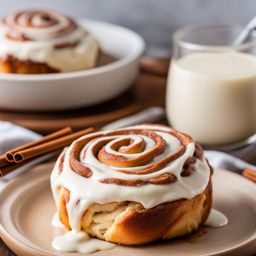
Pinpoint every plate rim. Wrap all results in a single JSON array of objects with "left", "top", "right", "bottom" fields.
[{"left": 0, "top": 163, "right": 256, "bottom": 256}]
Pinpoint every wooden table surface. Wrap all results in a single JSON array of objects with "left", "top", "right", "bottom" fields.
[{"left": 0, "top": 239, "right": 16, "bottom": 256}]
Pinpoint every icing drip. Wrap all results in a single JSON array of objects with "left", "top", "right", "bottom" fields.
[
  {"left": 51, "top": 213, "right": 64, "bottom": 228},
  {"left": 205, "top": 208, "right": 228, "bottom": 228},
  {"left": 51, "top": 212, "right": 116, "bottom": 253},
  {"left": 51, "top": 124, "right": 211, "bottom": 231}
]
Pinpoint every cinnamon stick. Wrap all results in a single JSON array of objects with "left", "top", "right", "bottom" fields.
[
  {"left": 243, "top": 168, "right": 256, "bottom": 183},
  {"left": 0, "top": 160, "right": 32, "bottom": 177},
  {"left": 5, "top": 126, "right": 73, "bottom": 162},
  {"left": 13, "top": 127, "right": 94, "bottom": 163},
  {"left": 0, "top": 155, "right": 9, "bottom": 168},
  {"left": 0, "top": 150, "right": 61, "bottom": 177}
]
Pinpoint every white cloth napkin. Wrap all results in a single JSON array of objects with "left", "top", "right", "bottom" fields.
[
  {"left": 0, "top": 118, "right": 255, "bottom": 189},
  {"left": 205, "top": 150, "right": 256, "bottom": 174}
]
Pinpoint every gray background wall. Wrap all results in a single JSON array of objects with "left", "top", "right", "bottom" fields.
[{"left": 1, "top": 0, "right": 255, "bottom": 56}]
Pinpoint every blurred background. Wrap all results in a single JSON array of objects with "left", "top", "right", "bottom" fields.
[{"left": 1, "top": 0, "right": 255, "bottom": 56}]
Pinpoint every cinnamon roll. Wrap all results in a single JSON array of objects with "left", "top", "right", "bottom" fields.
[
  {"left": 51, "top": 124, "right": 213, "bottom": 245},
  {"left": 0, "top": 10, "right": 99, "bottom": 74}
]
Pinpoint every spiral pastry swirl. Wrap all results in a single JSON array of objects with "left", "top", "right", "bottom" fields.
[
  {"left": 2, "top": 10, "right": 77, "bottom": 42},
  {"left": 58, "top": 124, "right": 208, "bottom": 186}
]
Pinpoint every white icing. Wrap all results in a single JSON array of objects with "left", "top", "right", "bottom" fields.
[
  {"left": 51, "top": 124, "right": 211, "bottom": 232},
  {"left": 51, "top": 213, "right": 64, "bottom": 228},
  {"left": 52, "top": 230, "right": 115, "bottom": 253},
  {"left": 0, "top": 13, "right": 99, "bottom": 72},
  {"left": 205, "top": 208, "right": 228, "bottom": 228}
]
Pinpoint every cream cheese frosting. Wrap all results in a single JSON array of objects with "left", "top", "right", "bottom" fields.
[
  {"left": 51, "top": 124, "right": 211, "bottom": 231},
  {"left": 0, "top": 10, "right": 99, "bottom": 72}
]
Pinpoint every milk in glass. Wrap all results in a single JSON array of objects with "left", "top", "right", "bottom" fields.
[{"left": 167, "top": 52, "right": 256, "bottom": 145}]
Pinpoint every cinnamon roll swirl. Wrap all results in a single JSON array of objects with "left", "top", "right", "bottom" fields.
[
  {"left": 51, "top": 124, "right": 213, "bottom": 245},
  {"left": 0, "top": 10, "right": 99, "bottom": 73}
]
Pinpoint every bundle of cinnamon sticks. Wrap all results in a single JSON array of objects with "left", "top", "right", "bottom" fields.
[
  {"left": 0, "top": 126, "right": 94, "bottom": 177},
  {"left": 242, "top": 168, "right": 256, "bottom": 183}
]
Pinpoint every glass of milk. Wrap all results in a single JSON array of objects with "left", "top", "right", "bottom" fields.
[{"left": 167, "top": 25, "right": 256, "bottom": 145}]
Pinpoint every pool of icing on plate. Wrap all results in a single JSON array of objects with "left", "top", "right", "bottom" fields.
[
  {"left": 204, "top": 208, "right": 228, "bottom": 228},
  {"left": 52, "top": 230, "right": 115, "bottom": 253}
]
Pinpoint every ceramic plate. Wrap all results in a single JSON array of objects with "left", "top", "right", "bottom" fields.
[{"left": 0, "top": 163, "right": 255, "bottom": 256}]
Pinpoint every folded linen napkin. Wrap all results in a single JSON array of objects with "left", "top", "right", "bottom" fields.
[
  {"left": 0, "top": 113, "right": 255, "bottom": 188},
  {"left": 205, "top": 150, "right": 256, "bottom": 174}
]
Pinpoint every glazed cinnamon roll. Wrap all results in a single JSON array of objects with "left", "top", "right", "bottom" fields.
[
  {"left": 51, "top": 124, "right": 213, "bottom": 245},
  {"left": 0, "top": 10, "right": 99, "bottom": 74}
]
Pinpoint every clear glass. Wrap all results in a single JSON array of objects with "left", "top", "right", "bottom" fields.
[{"left": 166, "top": 25, "right": 256, "bottom": 145}]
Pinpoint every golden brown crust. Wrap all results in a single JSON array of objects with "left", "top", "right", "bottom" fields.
[
  {"left": 0, "top": 55, "right": 59, "bottom": 74},
  {"left": 58, "top": 187, "right": 71, "bottom": 231},
  {"left": 58, "top": 179, "right": 212, "bottom": 245}
]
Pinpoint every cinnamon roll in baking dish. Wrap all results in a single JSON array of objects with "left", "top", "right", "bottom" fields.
[
  {"left": 51, "top": 124, "right": 213, "bottom": 245},
  {"left": 0, "top": 10, "right": 99, "bottom": 74}
]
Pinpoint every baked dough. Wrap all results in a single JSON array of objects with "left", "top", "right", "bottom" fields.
[
  {"left": 58, "top": 181, "right": 211, "bottom": 245},
  {"left": 51, "top": 124, "right": 213, "bottom": 245}
]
